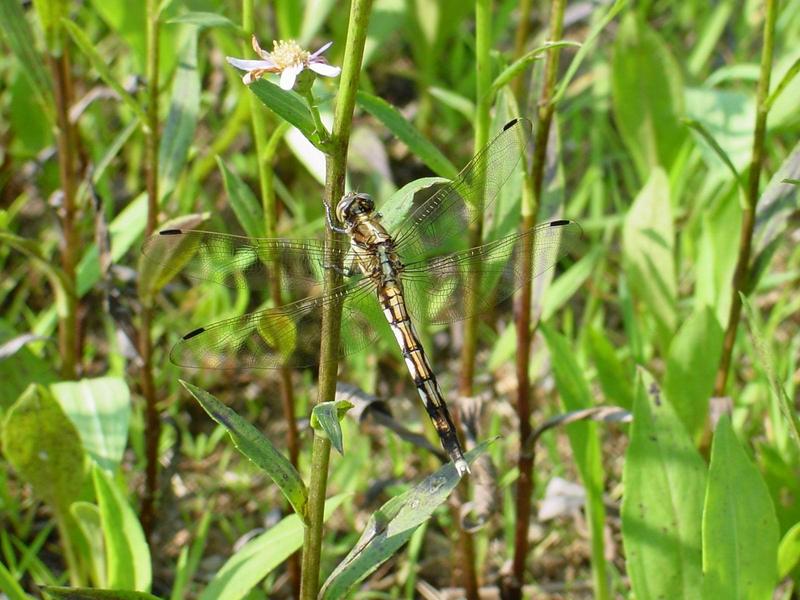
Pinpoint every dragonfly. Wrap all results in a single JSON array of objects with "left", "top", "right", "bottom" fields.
[{"left": 142, "top": 118, "right": 581, "bottom": 476}]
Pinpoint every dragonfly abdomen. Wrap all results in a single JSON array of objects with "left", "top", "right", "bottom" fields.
[{"left": 379, "top": 284, "right": 469, "bottom": 475}]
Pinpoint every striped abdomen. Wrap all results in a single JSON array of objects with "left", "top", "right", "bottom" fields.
[{"left": 378, "top": 283, "right": 469, "bottom": 475}]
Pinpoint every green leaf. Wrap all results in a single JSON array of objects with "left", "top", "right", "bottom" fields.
[
  {"left": 1, "top": 385, "right": 85, "bottom": 514},
  {"left": 621, "top": 369, "right": 706, "bottom": 600},
  {"left": 199, "top": 494, "right": 347, "bottom": 600},
  {"left": 158, "top": 30, "right": 200, "bottom": 202},
  {"left": 682, "top": 117, "right": 743, "bottom": 189},
  {"left": 428, "top": 87, "right": 475, "bottom": 121},
  {"left": 0, "top": 0, "right": 53, "bottom": 116},
  {"left": 319, "top": 442, "right": 491, "bottom": 599},
  {"left": 611, "top": 13, "right": 687, "bottom": 179},
  {"left": 31, "top": 0, "right": 67, "bottom": 50},
  {"left": 684, "top": 87, "right": 754, "bottom": 174},
  {"left": 663, "top": 306, "right": 723, "bottom": 442},
  {"left": 248, "top": 80, "right": 317, "bottom": 144},
  {"left": 311, "top": 400, "right": 354, "bottom": 455},
  {"left": 541, "top": 245, "right": 601, "bottom": 322},
  {"left": 50, "top": 377, "right": 131, "bottom": 472},
  {"left": 217, "top": 158, "right": 265, "bottom": 239},
  {"left": 71, "top": 501, "right": 106, "bottom": 588},
  {"left": 356, "top": 91, "right": 459, "bottom": 180},
  {"left": 741, "top": 294, "right": 800, "bottom": 454},
  {"left": 61, "top": 20, "right": 148, "bottom": 126},
  {"left": 166, "top": 12, "right": 243, "bottom": 33},
  {"left": 622, "top": 168, "right": 677, "bottom": 346},
  {"left": 777, "top": 521, "right": 800, "bottom": 579},
  {"left": 299, "top": 0, "right": 338, "bottom": 45},
  {"left": 180, "top": 381, "right": 308, "bottom": 520},
  {"left": 702, "top": 416, "right": 779, "bottom": 599},
  {"left": 0, "top": 319, "right": 57, "bottom": 412},
  {"left": 540, "top": 324, "right": 608, "bottom": 598},
  {"left": 0, "top": 555, "right": 31, "bottom": 600},
  {"left": 92, "top": 466, "right": 151, "bottom": 592},
  {"left": 553, "top": 0, "right": 627, "bottom": 105},
  {"left": 586, "top": 326, "right": 634, "bottom": 410},
  {"left": 43, "top": 587, "right": 162, "bottom": 600},
  {"left": 137, "top": 213, "right": 209, "bottom": 304},
  {"left": 379, "top": 177, "right": 449, "bottom": 232},
  {"left": 490, "top": 41, "right": 580, "bottom": 96}
]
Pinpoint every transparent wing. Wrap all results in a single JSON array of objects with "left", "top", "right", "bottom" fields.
[
  {"left": 169, "top": 277, "right": 382, "bottom": 369},
  {"left": 400, "top": 220, "right": 582, "bottom": 324},
  {"left": 392, "top": 118, "right": 533, "bottom": 262},
  {"left": 141, "top": 228, "right": 353, "bottom": 299}
]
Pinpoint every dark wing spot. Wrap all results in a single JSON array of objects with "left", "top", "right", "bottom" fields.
[
  {"left": 159, "top": 229, "right": 183, "bottom": 235},
  {"left": 182, "top": 327, "right": 205, "bottom": 340},
  {"left": 503, "top": 118, "right": 519, "bottom": 131}
]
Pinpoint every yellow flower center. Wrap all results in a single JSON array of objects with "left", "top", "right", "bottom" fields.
[{"left": 270, "top": 40, "right": 309, "bottom": 69}]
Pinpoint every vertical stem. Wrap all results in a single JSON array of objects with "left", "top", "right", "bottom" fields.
[
  {"left": 242, "top": 3, "right": 300, "bottom": 594},
  {"left": 714, "top": 0, "right": 777, "bottom": 396},
  {"left": 139, "top": 0, "right": 161, "bottom": 541},
  {"left": 507, "top": 1, "right": 565, "bottom": 598},
  {"left": 50, "top": 44, "right": 80, "bottom": 380},
  {"left": 300, "top": 1, "right": 374, "bottom": 597},
  {"left": 451, "top": 3, "right": 493, "bottom": 599}
]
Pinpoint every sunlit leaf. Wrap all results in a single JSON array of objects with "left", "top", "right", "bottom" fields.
[
  {"left": 199, "top": 494, "right": 347, "bottom": 600},
  {"left": 92, "top": 465, "right": 151, "bottom": 592},
  {"left": 50, "top": 377, "right": 131, "bottom": 472},
  {"left": 180, "top": 381, "right": 308, "bottom": 521},
  {"left": 622, "top": 369, "right": 705, "bottom": 600},
  {"left": 319, "top": 442, "right": 491, "bottom": 599},
  {"left": 1, "top": 384, "right": 85, "bottom": 513},
  {"left": 702, "top": 416, "right": 779, "bottom": 599}
]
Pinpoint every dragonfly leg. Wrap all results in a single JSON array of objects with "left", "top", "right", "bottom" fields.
[
  {"left": 323, "top": 261, "right": 358, "bottom": 277},
  {"left": 323, "top": 199, "right": 349, "bottom": 234}
]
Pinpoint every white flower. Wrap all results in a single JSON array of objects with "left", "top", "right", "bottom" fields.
[{"left": 226, "top": 37, "right": 341, "bottom": 90}]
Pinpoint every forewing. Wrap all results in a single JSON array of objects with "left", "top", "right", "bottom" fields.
[
  {"left": 169, "top": 278, "right": 380, "bottom": 369},
  {"left": 393, "top": 118, "right": 533, "bottom": 262},
  {"left": 141, "top": 228, "right": 352, "bottom": 300},
  {"left": 401, "top": 220, "right": 581, "bottom": 324}
]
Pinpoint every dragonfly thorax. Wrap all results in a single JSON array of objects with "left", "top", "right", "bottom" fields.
[{"left": 336, "top": 192, "right": 375, "bottom": 227}]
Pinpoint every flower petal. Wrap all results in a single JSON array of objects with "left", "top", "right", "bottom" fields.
[
  {"left": 310, "top": 41, "right": 333, "bottom": 58},
  {"left": 279, "top": 63, "right": 304, "bottom": 90},
  {"left": 252, "top": 35, "right": 270, "bottom": 59},
  {"left": 308, "top": 62, "right": 341, "bottom": 77},
  {"left": 226, "top": 57, "right": 275, "bottom": 70}
]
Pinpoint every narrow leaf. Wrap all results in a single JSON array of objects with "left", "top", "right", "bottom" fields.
[
  {"left": 137, "top": 213, "right": 209, "bottom": 304},
  {"left": 43, "top": 587, "right": 162, "bottom": 600},
  {"left": 167, "top": 12, "right": 244, "bottom": 33},
  {"left": 319, "top": 442, "right": 491, "bottom": 599},
  {"left": 490, "top": 41, "right": 580, "bottom": 96},
  {"left": 356, "top": 91, "right": 459, "bottom": 179},
  {"left": 217, "top": 158, "right": 265, "bottom": 239},
  {"left": 248, "top": 80, "right": 317, "bottom": 144},
  {"left": 199, "top": 494, "right": 347, "bottom": 600},
  {"left": 0, "top": 0, "right": 53, "bottom": 111},
  {"left": 621, "top": 369, "right": 705, "bottom": 600},
  {"left": 702, "top": 416, "right": 779, "bottom": 599},
  {"left": 622, "top": 168, "right": 677, "bottom": 346},
  {"left": 611, "top": 13, "right": 686, "bottom": 178},
  {"left": 180, "top": 381, "right": 308, "bottom": 520},
  {"left": 663, "top": 306, "right": 723, "bottom": 442},
  {"left": 61, "top": 20, "right": 148, "bottom": 125},
  {"left": 159, "top": 30, "right": 200, "bottom": 202},
  {"left": 93, "top": 466, "right": 151, "bottom": 592}
]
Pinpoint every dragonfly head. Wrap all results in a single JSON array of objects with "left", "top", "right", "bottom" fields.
[{"left": 336, "top": 192, "right": 375, "bottom": 226}]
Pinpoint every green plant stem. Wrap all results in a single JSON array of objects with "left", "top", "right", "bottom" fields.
[
  {"left": 451, "top": 3, "right": 493, "bottom": 600},
  {"left": 49, "top": 40, "right": 80, "bottom": 380},
  {"left": 714, "top": 0, "right": 777, "bottom": 397},
  {"left": 139, "top": 0, "right": 161, "bottom": 542},
  {"left": 300, "top": 1, "right": 374, "bottom": 597},
  {"left": 242, "top": 2, "right": 300, "bottom": 593},
  {"left": 305, "top": 89, "right": 331, "bottom": 146},
  {"left": 506, "top": 1, "right": 566, "bottom": 597}
]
